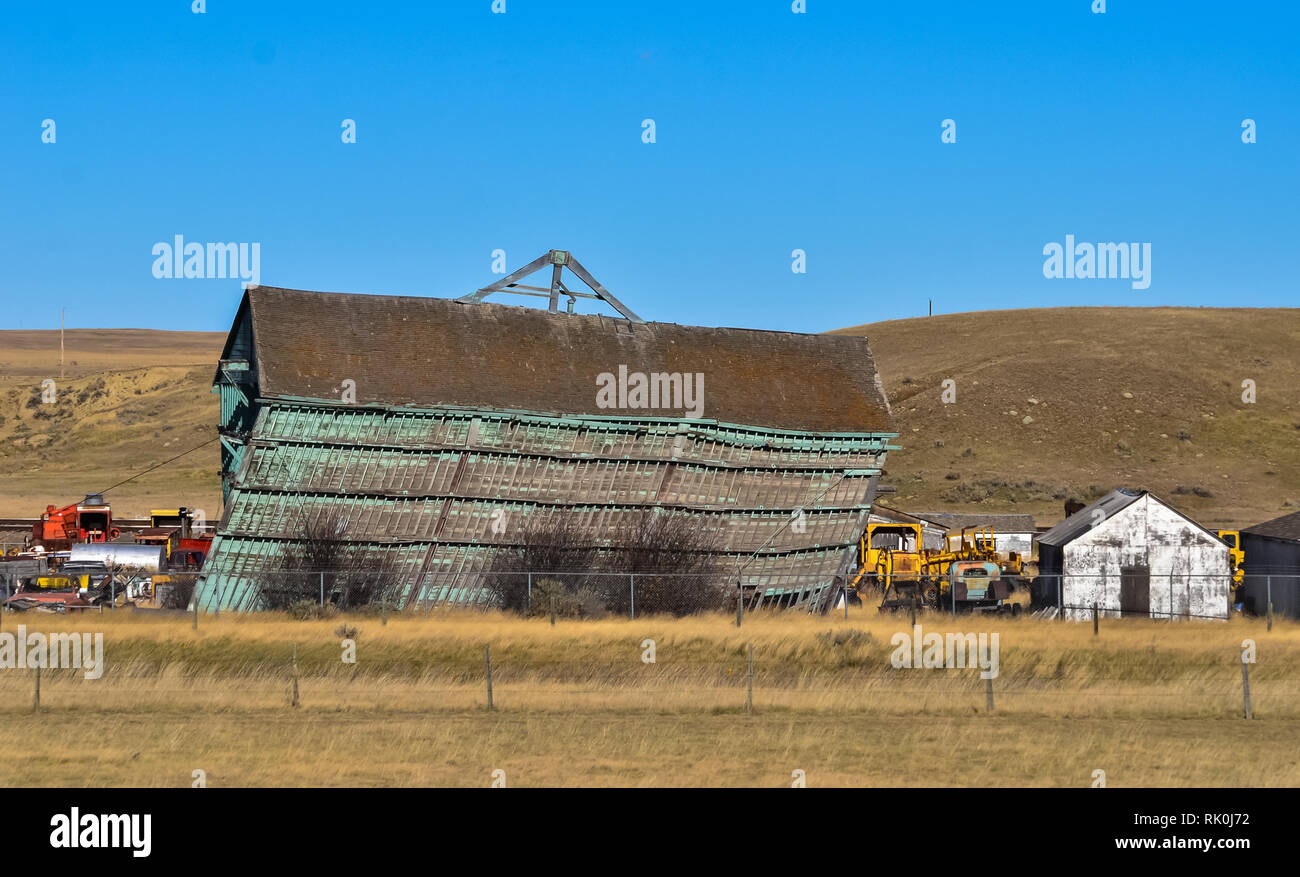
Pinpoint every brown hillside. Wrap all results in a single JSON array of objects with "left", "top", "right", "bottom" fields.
[
  {"left": 834, "top": 307, "right": 1300, "bottom": 529},
  {"left": 0, "top": 330, "right": 225, "bottom": 521}
]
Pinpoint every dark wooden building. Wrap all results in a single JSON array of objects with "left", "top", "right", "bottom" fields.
[{"left": 1240, "top": 510, "right": 1300, "bottom": 618}]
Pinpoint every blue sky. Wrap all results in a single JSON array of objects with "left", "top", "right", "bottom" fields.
[{"left": 1, "top": 0, "right": 1294, "bottom": 333}]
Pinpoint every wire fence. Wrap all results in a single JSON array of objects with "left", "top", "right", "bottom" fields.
[
  {"left": 190, "top": 569, "right": 1300, "bottom": 621},
  {"left": 4, "top": 558, "right": 1299, "bottom": 623},
  {"left": 6, "top": 640, "right": 1298, "bottom": 720},
  {"left": 193, "top": 569, "right": 842, "bottom": 615},
  {"left": 1029, "top": 572, "right": 1299, "bottom": 621}
]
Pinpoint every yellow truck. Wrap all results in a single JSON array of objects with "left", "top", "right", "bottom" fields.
[
  {"left": 35, "top": 572, "right": 94, "bottom": 591},
  {"left": 1218, "top": 530, "right": 1245, "bottom": 607}
]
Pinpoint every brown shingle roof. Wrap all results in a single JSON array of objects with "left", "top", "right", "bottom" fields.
[
  {"left": 1243, "top": 510, "right": 1300, "bottom": 543},
  {"left": 918, "top": 513, "right": 1039, "bottom": 534},
  {"left": 239, "top": 286, "right": 893, "bottom": 433}
]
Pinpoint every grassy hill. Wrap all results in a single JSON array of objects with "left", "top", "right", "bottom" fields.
[
  {"left": 834, "top": 307, "right": 1300, "bottom": 529},
  {"left": 1, "top": 306, "right": 1296, "bottom": 532},
  {"left": 0, "top": 330, "right": 225, "bottom": 520}
]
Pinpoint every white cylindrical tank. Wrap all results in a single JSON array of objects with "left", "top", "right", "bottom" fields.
[{"left": 67, "top": 543, "right": 166, "bottom": 573}]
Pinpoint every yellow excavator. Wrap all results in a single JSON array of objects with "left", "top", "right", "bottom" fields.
[{"left": 845, "top": 521, "right": 1033, "bottom": 614}]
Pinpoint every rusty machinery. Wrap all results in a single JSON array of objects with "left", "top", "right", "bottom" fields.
[
  {"left": 845, "top": 521, "right": 1033, "bottom": 614},
  {"left": 30, "top": 493, "right": 120, "bottom": 552}
]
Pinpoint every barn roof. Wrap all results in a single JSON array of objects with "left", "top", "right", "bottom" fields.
[
  {"left": 1243, "top": 510, "right": 1300, "bottom": 543},
  {"left": 871, "top": 506, "right": 947, "bottom": 529},
  {"left": 220, "top": 286, "right": 893, "bottom": 434},
  {"left": 914, "top": 513, "right": 1038, "bottom": 533}
]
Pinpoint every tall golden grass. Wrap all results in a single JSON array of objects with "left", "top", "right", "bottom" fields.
[{"left": 0, "top": 608, "right": 1295, "bottom": 786}]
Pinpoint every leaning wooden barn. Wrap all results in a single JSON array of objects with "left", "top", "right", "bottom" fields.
[
  {"left": 1035, "top": 488, "right": 1230, "bottom": 620},
  {"left": 1239, "top": 510, "right": 1300, "bottom": 618},
  {"left": 196, "top": 252, "right": 898, "bottom": 613}
]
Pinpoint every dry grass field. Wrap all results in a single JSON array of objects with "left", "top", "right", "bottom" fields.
[{"left": 1, "top": 609, "right": 1296, "bottom": 787}]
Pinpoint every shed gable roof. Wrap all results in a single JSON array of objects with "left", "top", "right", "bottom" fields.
[
  {"left": 1036, "top": 488, "right": 1146, "bottom": 547},
  {"left": 1038, "top": 488, "right": 1223, "bottom": 548},
  {"left": 1243, "top": 510, "right": 1300, "bottom": 543}
]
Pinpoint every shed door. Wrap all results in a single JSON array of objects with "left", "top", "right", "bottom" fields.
[{"left": 1120, "top": 566, "right": 1150, "bottom": 617}]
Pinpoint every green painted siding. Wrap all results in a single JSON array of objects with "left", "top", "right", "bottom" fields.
[{"left": 200, "top": 403, "right": 895, "bottom": 611}]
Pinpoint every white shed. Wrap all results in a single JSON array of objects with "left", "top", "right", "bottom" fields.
[{"left": 1036, "top": 488, "right": 1230, "bottom": 621}]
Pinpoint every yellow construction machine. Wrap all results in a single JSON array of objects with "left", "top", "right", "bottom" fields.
[
  {"left": 1217, "top": 530, "right": 1245, "bottom": 607},
  {"left": 845, "top": 520, "right": 1032, "bottom": 614}
]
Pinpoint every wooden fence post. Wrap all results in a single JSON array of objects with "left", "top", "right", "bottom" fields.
[
  {"left": 1092, "top": 602, "right": 1099, "bottom": 636},
  {"left": 291, "top": 645, "right": 300, "bottom": 708},
  {"left": 985, "top": 675, "right": 994, "bottom": 713},
  {"left": 745, "top": 643, "right": 754, "bottom": 713},
  {"left": 1241, "top": 659, "right": 1253, "bottom": 720}
]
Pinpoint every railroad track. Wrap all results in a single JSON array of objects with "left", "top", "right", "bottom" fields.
[{"left": 0, "top": 517, "right": 155, "bottom": 530}]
